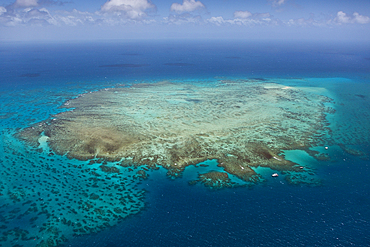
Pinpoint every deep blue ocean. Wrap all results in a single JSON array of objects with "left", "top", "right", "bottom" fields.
[{"left": 1, "top": 40, "right": 370, "bottom": 247}]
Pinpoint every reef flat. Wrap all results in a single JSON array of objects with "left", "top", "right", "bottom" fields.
[{"left": 19, "top": 79, "right": 334, "bottom": 183}]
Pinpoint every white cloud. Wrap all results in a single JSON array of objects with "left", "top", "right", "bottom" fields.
[
  {"left": 335, "top": 11, "right": 351, "bottom": 24},
  {"left": 286, "top": 17, "right": 323, "bottom": 27},
  {"left": 207, "top": 16, "right": 225, "bottom": 26},
  {"left": 234, "top": 11, "right": 252, "bottom": 19},
  {"left": 207, "top": 14, "right": 274, "bottom": 26},
  {"left": 24, "top": 7, "right": 48, "bottom": 16},
  {"left": 52, "top": 9, "right": 96, "bottom": 26},
  {"left": 255, "top": 13, "right": 271, "bottom": 19},
  {"left": 0, "top": 2, "right": 157, "bottom": 27},
  {"left": 165, "top": 13, "right": 202, "bottom": 24},
  {"left": 170, "top": 0, "right": 205, "bottom": 13},
  {"left": 353, "top": 12, "right": 370, "bottom": 24},
  {"left": 101, "top": 0, "right": 155, "bottom": 19},
  {"left": 0, "top": 6, "right": 7, "bottom": 15},
  {"left": 13, "top": 0, "right": 38, "bottom": 8},
  {"left": 1, "top": 16, "right": 23, "bottom": 26},
  {"left": 335, "top": 11, "right": 370, "bottom": 24},
  {"left": 233, "top": 10, "right": 271, "bottom": 20},
  {"left": 22, "top": 7, "right": 57, "bottom": 25},
  {"left": 0, "top": 6, "right": 65, "bottom": 26},
  {"left": 270, "top": 0, "right": 286, "bottom": 7}
]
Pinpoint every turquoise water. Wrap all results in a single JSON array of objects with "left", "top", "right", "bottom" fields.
[{"left": 1, "top": 40, "right": 370, "bottom": 246}]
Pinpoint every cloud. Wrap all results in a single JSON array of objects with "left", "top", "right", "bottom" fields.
[
  {"left": 286, "top": 12, "right": 369, "bottom": 27},
  {"left": 170, "top": 0, "right": 205, "bottom": 13},
  {"left": 234, "top": 11, "right": 252, "bottom": 19},
  {"left": 207, "top": 14, "right": 274, "bottom": 27},
  {"left": 23, "top": 7, "right": 57, "bottom": 24},
  {"left": 39, "top": 0, "right": 70, "bottom": 7},
  {"left": 0, "top": 3, "right": 156, "bottom": 27},
  {"left": 335, "top": 11, "right": 370, "bottom": 24},
  {"left": 206, "top": 16, "right": 224, "bottom": 26},
  {"left": 164, "top": 12, "right": 202, "bottom": 24},
  {"left": 101, "top": 0, "right": 155, "bottom": 19},
  {"left": 353, "top": 12, "right": 370, "bottom": 24},
  {"left": 286, "top": 17, "right": 322, "bottom": 27},
  {"left": 0, "top": 6, "right": 7, "bottom": 15},
  {"left": 0, "top": 6, "right": 57, "bottom": 26},
  {"left": 9, "top": 0, "right": 70, "bottom": 9},
  {"left": 269, "top": 0, "right": 286, "bottom": 7},
  {"left": 208, "top": 10, "right": 370, "bottom": 28},
  {"left": 0, "top": 5, "right": 90, "bottom": 26},
  {"left": 49, "top": 9, "right": 96, "bottom": 26},
  {"left": 335, "top": 11, "right": 350, "bottom": 24},
  {"left": 234, "top": 10, "right": 271, "bottom": 20},
  {"left": 13, "top": 0, "right": 39, "bottom": 8}
]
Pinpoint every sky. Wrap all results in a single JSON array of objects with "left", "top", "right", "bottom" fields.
[{"left": 0, "top": 0, "right": 370, "bottom": 41}]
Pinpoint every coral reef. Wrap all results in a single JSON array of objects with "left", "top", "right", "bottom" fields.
[
  {"left": 18, "top": 79, "right": 334, "bottom": 182},
  {"left": 0, "top": 131, "right": 146, "bottom": 247},
  {"left": 197, "top": 171, "right": 235, "bottom": 189}
]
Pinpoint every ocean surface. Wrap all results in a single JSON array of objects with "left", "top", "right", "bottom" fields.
[{"left": 0, "top": 40, "right": 370, "bottom": 247}]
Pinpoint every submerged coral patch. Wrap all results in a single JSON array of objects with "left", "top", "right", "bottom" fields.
[
  {"left": 0, "top": 130, "right": 146, "bottom": 247},
  {"left": 197, "top": 171, "right": 235, "bottom": 189}
]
